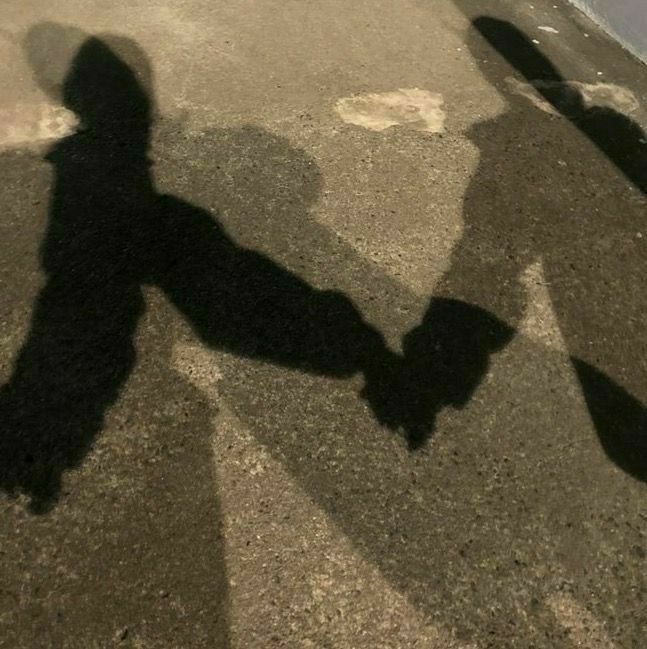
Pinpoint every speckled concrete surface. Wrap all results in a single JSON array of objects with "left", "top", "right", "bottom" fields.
[{"left": 0, "top": 1, "right": 646, "bottom": 647}]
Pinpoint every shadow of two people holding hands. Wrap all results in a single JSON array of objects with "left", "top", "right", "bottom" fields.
[{"left": 1, "top": 18, "right": 645, "bottom": 514}]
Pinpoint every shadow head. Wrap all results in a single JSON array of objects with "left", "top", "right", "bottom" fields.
[{"left": 25, "top": 23, "right": 154, "bottom": 138}]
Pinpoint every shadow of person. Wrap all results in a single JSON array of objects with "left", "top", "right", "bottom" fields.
[
  {"left": 0, "top": 30, "right": 399, "bottom": 514},
  {"left": 389, "top": 17, "right": 647, "bottom": 479},
  {"left": 363, "top": 298, "right": 514, "bottom": 449}
]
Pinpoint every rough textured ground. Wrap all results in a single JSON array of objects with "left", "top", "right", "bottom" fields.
[{"left": 1, "top": 1, "right": 646, "bottom": 647}]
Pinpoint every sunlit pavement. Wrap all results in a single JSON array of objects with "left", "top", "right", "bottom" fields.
[{"left": 1, "top": 1, "right": 646, "bottom": 647}]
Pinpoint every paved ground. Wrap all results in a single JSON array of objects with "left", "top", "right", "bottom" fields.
[{"left": 1, "top": 0, "right": 646, "bottom": 647}]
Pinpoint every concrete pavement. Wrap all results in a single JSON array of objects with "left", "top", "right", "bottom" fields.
[{"left": 1, "top": 0, "right": 646, "bottom": 647}]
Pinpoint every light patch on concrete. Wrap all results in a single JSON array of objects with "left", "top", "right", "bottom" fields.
[
  {"left": 506, "top": 77, "right": 640, "bottom": 117},
  {"left": 335, "top": 89, "right": 445, "bottom": 133},
  {"left": 547, "top": 593, "right": 617, "bottom": 649},
  {"left": 537, "top": 25, "right": 560, "bottom": 34},
  {"left": 171, "top": 342, "right": 224, "bottom": 395},
  {"left": 518, "top": 260, "right": 568, "bottom": 353},
  {"left": 210, "top": 406, "right": 476, "bottom": 649},
  {"left": 574, "top": 81, "right": 640, "bottom": 113},
  {"left": 0, "top": 103, "right": 78, "bottom": 149}
]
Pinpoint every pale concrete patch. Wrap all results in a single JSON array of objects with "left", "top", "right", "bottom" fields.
[
  {"left": 335, "top": 89, "right": 446, "bottom": 133},
  {"left": 506, "top": 77, "right": 640, "bottom": 117},
  {"left": 547, "top": 593, "right": 617, "bottom": 649},
  {"left": 0, "top": 103, "right": 78, "bottom": 149},
  {"left": 573, "top": 81, "right": 640, "bottom": 113}
]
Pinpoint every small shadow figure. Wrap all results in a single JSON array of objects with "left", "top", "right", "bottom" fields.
[
  {"left": 0, "top": 33, "right": 400, "bottom": 513},
  {"left": 375, "top": 18, "right": 647, "bottom": 477}
]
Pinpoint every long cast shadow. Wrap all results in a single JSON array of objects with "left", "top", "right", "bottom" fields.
[
  {"left": 1, "top": 15, "right": 645, "bottom": 649},
  {"left": 1, "top": 18, "right": 645, "bottom": 517},
  {"left": 389, "top": 17, "right": 647, "bottom": 479},
  {"left": 0, "top": 32, "right": 398, "bottom": 513}
]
